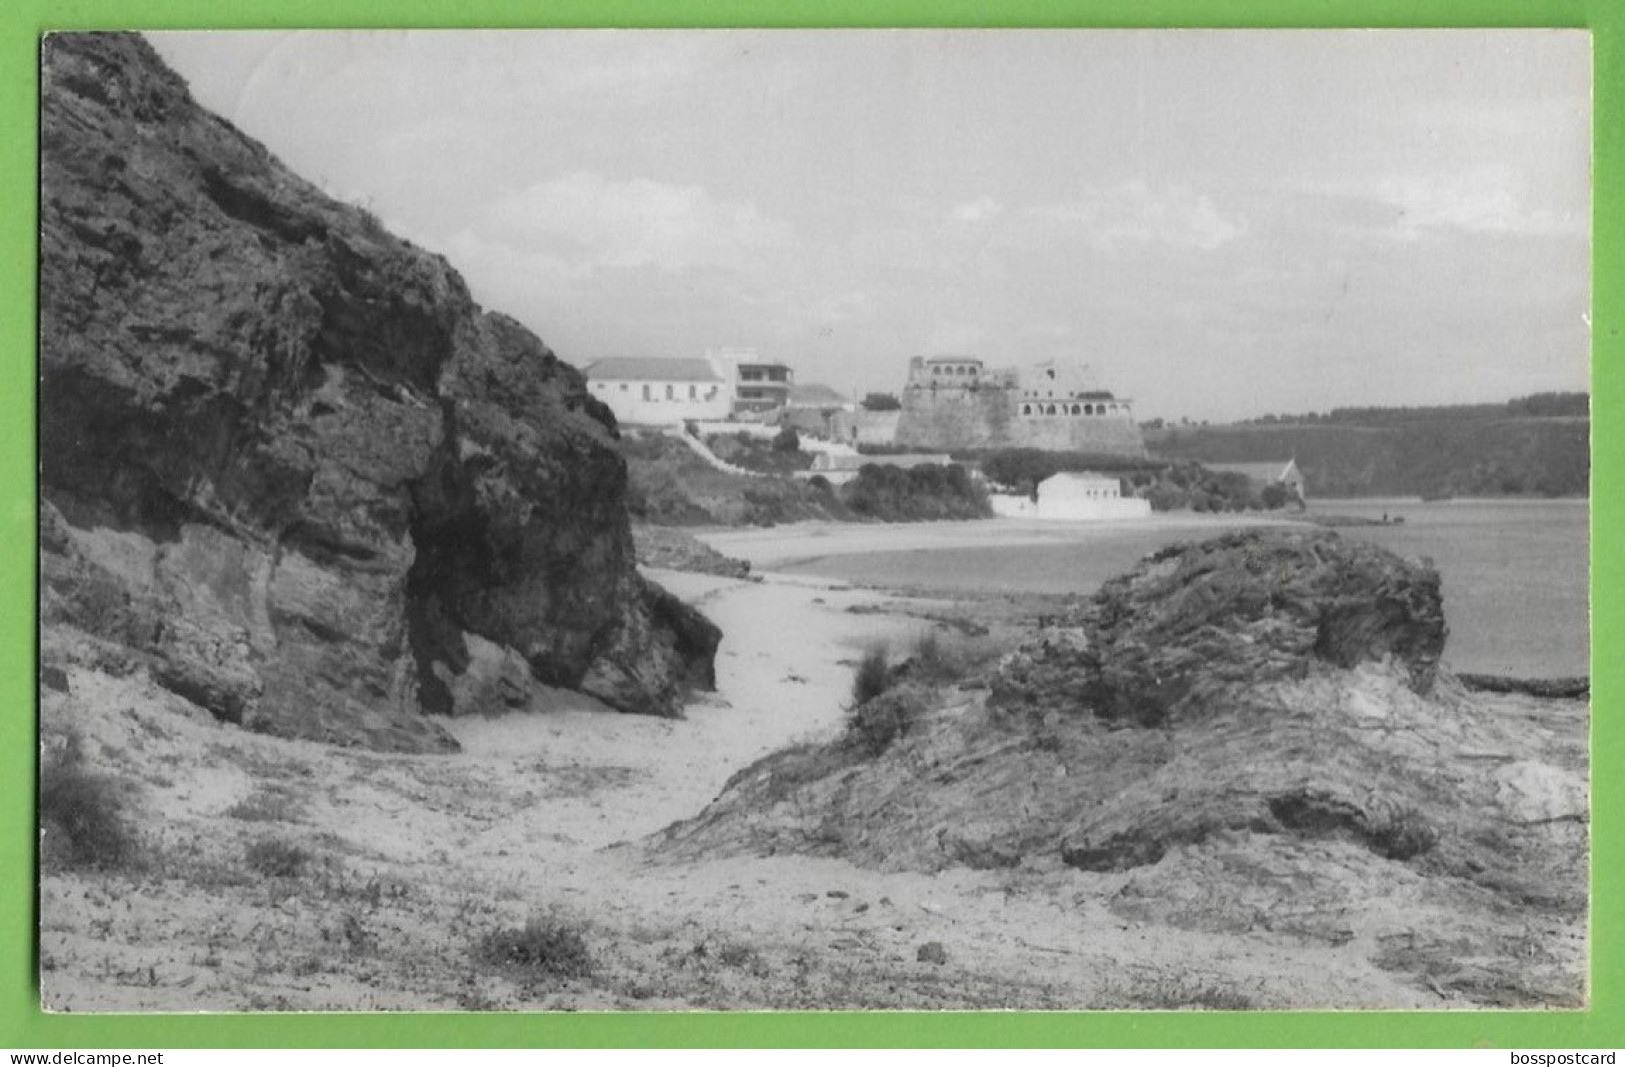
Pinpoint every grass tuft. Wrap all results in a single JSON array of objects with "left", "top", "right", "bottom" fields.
[
  {"left": 38, "top": 733, "right": 136, "bottom": 870},
  {"left": 850, "top": 642, "right": 891, "bottom": 707},
  {"left": 1368, "top": 804, "right": 1440, "bottom": 861},
  {"left": 475, "top": 914, "right": 595, "bottom": 980},
  {"left": 244, "top": 837, "right": 312, "bottom": 878}
]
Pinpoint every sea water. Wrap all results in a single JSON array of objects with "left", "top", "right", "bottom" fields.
[{"left": 782, "top": 499, "right": 1589, "bottom": 679}]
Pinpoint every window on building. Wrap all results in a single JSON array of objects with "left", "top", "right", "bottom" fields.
[
  {"left": 666, "top": 384, "right": 675, "bottom": 400},
  {"left": 1021, "top": 404, "right": 1032, "bottom": 415},
  {"left": 620, "top": 383, "right": 629, "bottom": 392},
  {"left": 689, "top": 385, "right": 697, "bottom": 399},
  {"left": 642, "top": 384, "right": 652, "bottom": 401}
]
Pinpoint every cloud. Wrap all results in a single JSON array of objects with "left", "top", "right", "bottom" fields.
[
  {"left": 1375, "top": 168, "right": 1585, "bottom": 239},
  {"left": 472, "top": 171, "right": 795, "bottom": 275},
  {"left": 1032, "top": 182, "right": 1247, "bottom": 252},
  {"left": 950, "top": 196, "right": 1004, "bottom": 223}
]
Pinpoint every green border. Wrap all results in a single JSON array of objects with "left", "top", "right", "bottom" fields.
[{"left": 2, "top": 0, "right": 1616, "bottom": 1049}]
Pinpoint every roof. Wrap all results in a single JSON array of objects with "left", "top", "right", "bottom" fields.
[
  {"left": 786, "top": 383, "right": 852, "bottom": 408},
  {"left": 1040, "top": 471, "right": 1122, "bottom": 488},
  {"left": 1205, "top": 460, "right": 1299, "bottom": 483},
  {"left": 584, "top": 357, "right": 723, "bottom": 383}
]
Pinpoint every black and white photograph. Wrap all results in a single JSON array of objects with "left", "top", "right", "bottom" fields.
[{"left": 36, "top": 28, "right": 1590, "bottom": 1011}]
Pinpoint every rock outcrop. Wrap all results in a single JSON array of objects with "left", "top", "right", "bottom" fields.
[
  {"left": 991, "top": 528, "right": 1448, "bottom": 725},
  {"left": 652, "top": 529, "right": 1586, "bottom": 1006},
  {"left": 39, "top": 33, "right": 718, "bottom": 751}
]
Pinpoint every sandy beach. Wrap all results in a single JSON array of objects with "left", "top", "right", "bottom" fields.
[
  {"left": 695, "top": 513, "right": 1301, "bottom": 573},
  {"left": 44, "top": 510, "right": 1589, "bottom": 1012}
]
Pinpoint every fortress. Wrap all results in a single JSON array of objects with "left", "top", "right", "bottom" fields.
[{"left": 892, "top": 357, "right": 1147, "bottom": 455}]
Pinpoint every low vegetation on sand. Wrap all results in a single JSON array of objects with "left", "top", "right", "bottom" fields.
[
  {"left": 38, "top": 732, "right": 138, "bottom": 871},
  {"left": 474, "top": 914, "right": 596, "bottom": 982}
]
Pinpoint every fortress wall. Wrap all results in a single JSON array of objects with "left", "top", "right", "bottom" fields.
[
  {"left": 897, "top": 383, "right": 1146, "bottom": 456},
  {"left": 895, "top": 385, "right": 1010, "bottom": 450},
  {"left": 1010, "top": 412, "right": 1148, "bottom": 455}
]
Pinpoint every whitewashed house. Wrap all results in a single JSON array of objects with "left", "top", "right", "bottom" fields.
[
  {"left": 583, "top": 357, "right": 731, "bottom": 427},
  {"left": 990, "top": 471, "right": 1152, "bottom": 521}
]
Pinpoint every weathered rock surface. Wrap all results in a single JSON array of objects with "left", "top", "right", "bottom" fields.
[
  {"left": 39, "top": 33, "right": 718, "bottom": 749},
  {"left": 991, "top": 528, "right": 1447, "bottom": 726},
  {"left": 632, "top": 525, "right": 753, "bottom": 579}
]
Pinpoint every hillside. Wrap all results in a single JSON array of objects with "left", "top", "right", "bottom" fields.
[
  {"left": 621, "top": 433, "right": 990, "bottom": 526},
  {"left": 39, "top": 33, "right": 718, "bottom": 750},
  {"left": 1146, "top": 411, "right": 1588, "bottom": 498}
]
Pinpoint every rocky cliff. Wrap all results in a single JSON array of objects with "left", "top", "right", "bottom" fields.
[{"left": 39, "top": 33, "right": 719, "bottom": 752}]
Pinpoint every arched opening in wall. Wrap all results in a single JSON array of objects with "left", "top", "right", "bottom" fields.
[
  {"left": 1021, "top": 403, "right": 1032, "bottom": 415},
  {"left": 1084, "top": 404, "right": 1094, "bottom": 415},
  {"left": 1071, "top": 404, "right": 1081, "bottom": 415},
  {"left": 1046, "top": 404, "right": 1057, "bottom": 415}
]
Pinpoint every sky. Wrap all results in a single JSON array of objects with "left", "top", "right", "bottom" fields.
[{"left": 146, "top": 30, "right": 1591, "bottom": 422}]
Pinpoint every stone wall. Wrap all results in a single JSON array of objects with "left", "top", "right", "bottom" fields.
[{"left": 895, "top": 380, "right": 1146, "bottom": 455}]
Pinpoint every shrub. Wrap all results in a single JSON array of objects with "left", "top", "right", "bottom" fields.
[
  {"left": 476, "top": 914, "right": 594, "bottom": 979},
  {"left": 846, "top": 685, "right": 930, "bottom": 756},
  {"left": 772, "top": 426, "right": 801, "bottom": 453},
  {"left": 851, "top": 643, "right": 891, "bottom": 706},
  {"left": 38, "top": 736, "right": 136, "bottom": 869},
  {"left": 245, "top": 837, "right": 311, "bottom": 878},
  {"left": 905, "top": 630, "right": 954, "bottom": 684},
  {"left": 842, "top": 463, "right": 989, "bottom": 521},
  {"left": 1368, "top": 805, "right": 1439, "bottom": 861}
]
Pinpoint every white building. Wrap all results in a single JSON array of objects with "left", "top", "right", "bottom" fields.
[
  {"left": 583, "top": 357, "right": 731, "bottom": 426},
  {"left": 989, "top": 471, "right": 1152, "bottom": 521}
]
